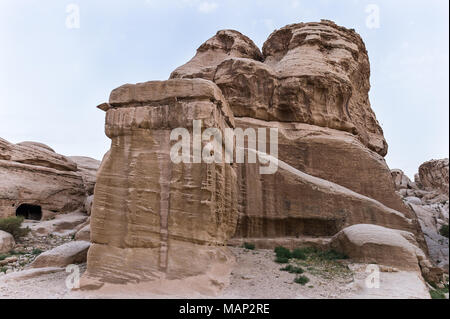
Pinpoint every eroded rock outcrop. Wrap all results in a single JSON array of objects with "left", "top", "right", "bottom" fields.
[
  {"left": 170, "top": 20, "right": 422, "bottom": 250},
  {"left": 392, "top": 159, "right": 449, "bottom": 272},
  {"left": 0, "top": 138, "right": 99, "bottom": 220},
  {"left": 418, "top": 159, "right": 449, "bottom": 195},
  {"left": 171, "top": 20, "right": 387, "bottom": 156},
  {"left": 87, "top": 20, "right": 434, "bottom": 292},
  {"left": 83, "top": 79, "right": 238, "bottom": 292}
]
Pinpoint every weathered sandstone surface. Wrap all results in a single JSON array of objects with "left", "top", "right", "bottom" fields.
[
  {"left": 85, "top": 20, "right": 436, "bottom": 293},
  {"left": 0, "top": 138, "right": 99, "bottom": 220},
  {"left": 0, "top": 230, "right": 15, "bottom": 254},
  {"left": 330, "top": 224, "right": 426, "bottom": 272},
  {"left": 392, "top": 159, "right": 449, "bottom": 273},
  {"left": 418, "top": 159, "right": 449, "bottom": 195},
  {"left": 83, "top": 79, "right": 238, "bottom": 292},
  {"left": 24, "top": 212, "right": 88, "bottom": 237},
  {"left": 68, "top": 156, "right": 101, "bottom": 195},
  {"left": 31, "top": 241, "right": 90, "bottom": 268},
  {"left": 171, "top": 20, "right": 387, "bottom": 156}
]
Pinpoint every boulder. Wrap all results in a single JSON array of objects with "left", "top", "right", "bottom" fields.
[
  {"left": 31, "top": 241, "right": 90, "bottom": 268},
  {"left": 391, "top": 169, "right": 417, "bottom": 190},
  {"left": 75, "top": 224, "right": 90, "bottom": 241},
  {"left": 404, "top": 196, "right": 423, "bottom": 205},
  {"left": 24, "top": 212, "right": 88, "bottom": 237},
  {"left": 0, "top": 230, "right": 15, "bottom": 254},
  {"left": 84, "top": 195, "right": 94, "bottom": 216},
  {"left": 330, "top": 224, "right": 426, "bottom": 271}
]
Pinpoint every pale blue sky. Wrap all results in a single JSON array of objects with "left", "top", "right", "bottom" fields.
[{"left": 0, "top": 0, "right": 448, "bottom": 178}]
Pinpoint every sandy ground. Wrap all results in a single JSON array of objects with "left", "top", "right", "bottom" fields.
[{"left": 0, "top": 247, "right": 433, "bottom": 299}]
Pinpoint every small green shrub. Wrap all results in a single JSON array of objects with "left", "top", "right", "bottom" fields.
[
  {"left": 243, "top": 242, "right": 255, "bottom": 250},
  {"left": 427, "top": 280, "right": 438, "bottom": 289},
  {"left": 0, "top": 254, "right": 8, "bottom": 261},
  {"left": 291, "top": 248, "right": 307, "bottom": 260},
  {"left": 8, "top": 250, "right": 26, "bottom": 256},
  {"left": 430, "top": 290, "right": 446, "bottom": 299},
  {"left": 317, "top": 249, "right": 348, "bottom": 260},
  {"left": 0, "top": 216, "right": 30, "bottom": 240},
  {"left": 439, "top": 225, "right": 449, "bottom": 238},
  {"left": 294, "top": 275, "right": 310, "bottom": 285},
  {"left": 0, "top": 267, "right": 7, "bottom": 274},
  {"left": 32, "top": 248, "right": 43, "bottom": 255},
  {"left": 274, "top": 246, "right": 291, "bottom": 259},
  {"left": 300, "top": 247, "right": 318, "bottom": 255},
  {"left": 280, "top": 265, "right": 304, "bottom": 274},
  {"left": 280, "top": 265, "right": 293, "bottom": 271},
  {"left": 275, "top": 256, "right": 290, "bottom": 264}
]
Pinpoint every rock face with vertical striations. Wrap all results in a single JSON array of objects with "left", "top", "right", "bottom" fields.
[
  {"left": 83, "top": 79, "right": 238, "bottom": 292},
  {"left": 86, "top": 20, "right": 437, "bottom": 293}
]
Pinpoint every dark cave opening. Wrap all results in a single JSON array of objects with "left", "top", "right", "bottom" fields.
[{"left": 16, "top": 204, "right": 42, "bottom": 221}]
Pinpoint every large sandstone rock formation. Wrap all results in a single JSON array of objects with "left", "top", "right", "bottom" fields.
[
  {"left": 0, "top": 138, "right": 99, "bottom": 220},
  {"left": 86, "top": 20, "right": 434, "bottom": 292},
  {"left": 171, "top": 21, "right": 420, "bottom": 244},
  {"left": 83, "top": 79, "right": 238, "bottom": 291},
  {"left": 172, "top": 21, "right": 387, "bottom": 156},
  {"left": 418, "top": 159, "right": 449, "bottom": 195}
]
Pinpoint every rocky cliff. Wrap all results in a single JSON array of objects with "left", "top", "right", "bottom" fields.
[
  {"left": 392, "top": 159, "right": 449, "bottom": 273},
  {"left": 84, "top": 20, "right": 437, "bottom": 293}
]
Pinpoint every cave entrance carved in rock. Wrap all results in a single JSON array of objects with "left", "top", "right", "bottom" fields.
[{"left": 16, "top": 204, "right": 42, "bottom": 220}]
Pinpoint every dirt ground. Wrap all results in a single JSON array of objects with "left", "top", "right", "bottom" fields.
[{"left": 0, "top": 246, "right": 434, "bottom": 299}]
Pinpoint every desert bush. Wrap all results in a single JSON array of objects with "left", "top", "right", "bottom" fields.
[
  {"left": 275, "top": 256, "right": 290, "bottom": 264},
  {"left": 274, "top": 246, "right": 291, "bottom": 259},
  {"left": 430, "top": 289, "right": 446, "bottom": 299},
  {"left": 294, "top": 275, "right": 310, "bottom": 285},
  {"left": 243, "top": 242, "right": 255, "bottom": 250},
  {"left": 32, "top": 248, "right": 43, "bottom": 255},
  {"left": 280, "top": 265, "right": 304, "bottom": 274},
  {"left": 291, "top": 248, "right": 307, "bottom": 260},
  {"left": 0, "top": 216, "right": 30, "bottom": 240},
  {"left": 439, "top": 224, "right": 449, "bottom": 238},
  {"left": 316, "top": 249, "right": 348, "bottom": 260}
]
